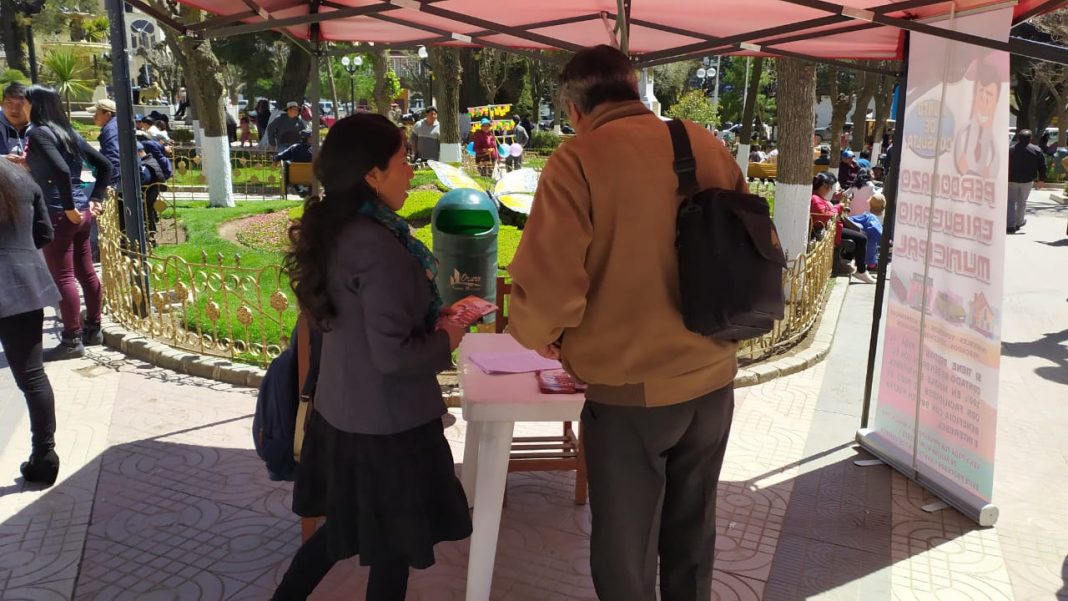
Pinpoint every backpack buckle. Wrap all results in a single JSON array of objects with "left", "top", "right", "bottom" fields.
[{"left": 673, "top": 157, "right": 696, "bottom": 175}]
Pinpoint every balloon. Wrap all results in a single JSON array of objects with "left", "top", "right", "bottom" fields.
[
  {"left": 509, "top": 143, "right": 523, "bottom": 157},
  {"left": 466, "top": 142, "right": 475, "bottom": 156},
  {"left": 499, "top": 144, "right": 510, "bottom": 157}
]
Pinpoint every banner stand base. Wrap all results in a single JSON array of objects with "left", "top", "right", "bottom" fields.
[
  {"left": 922, "top": 500, "right": 951, "bottom": 513},
  {"left": 856, "top": 428, "right": 1000, "bottom": 527},
  {"left": 855, "top": 459, "right": 885, "bottom": 467}
]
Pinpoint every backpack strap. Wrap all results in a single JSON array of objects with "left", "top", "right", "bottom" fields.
[{"left": 666, "top": 120, "right": 699, "bottom": 198}]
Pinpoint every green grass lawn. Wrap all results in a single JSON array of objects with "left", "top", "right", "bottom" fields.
[{"left": 153, "top": 167, "right": 524, "bottom": 364}]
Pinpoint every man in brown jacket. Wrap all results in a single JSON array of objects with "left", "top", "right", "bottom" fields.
[{"left": 508, "top": 45, "right": 747, "bottom": 601}]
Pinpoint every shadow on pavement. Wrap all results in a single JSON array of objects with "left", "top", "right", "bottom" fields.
[
  {"left": 0, "top": 425, "right": 986, "bottom": 600},
  {"left": 1001, "top": 328, "right": 1068, "bottom": 386}
]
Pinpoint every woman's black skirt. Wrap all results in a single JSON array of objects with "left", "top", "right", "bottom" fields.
[{"left": 292, "top": 411, "right": 472, "bottom": 569}]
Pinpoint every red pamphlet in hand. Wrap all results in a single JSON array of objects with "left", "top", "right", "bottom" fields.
[
  {"left": 536, "top": 369, "right": 587, "bottom": 394},
  {"left": 438, "top": 295, "right": 498, "bottom": 329}
]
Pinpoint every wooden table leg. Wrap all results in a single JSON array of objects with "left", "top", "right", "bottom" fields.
[
  {"left": 461, "top": 420, "right": 483, "bottom": 509},
  {"left": 465, "top": 420, "right": 514, "bottom": 601}
]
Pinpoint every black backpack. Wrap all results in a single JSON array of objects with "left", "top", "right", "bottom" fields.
[
  {"left": 253, "top": 321, "right": 320, "bottom": 481},
  {"left": 666, "top": 120, "right": 787, "bottom": 340}
]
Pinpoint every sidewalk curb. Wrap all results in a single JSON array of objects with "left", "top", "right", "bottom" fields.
[
  {"left": 101, "top": 326, "right": 267, "bottom": 389},
  {"left": 1050, "top": 192, "right": 1066, "bottom": 205},
  {"left": 102, "top": 279, "right": 851, "bottom": 393},
  {"left": 734, "top": 278, "right": 850, "bottom": 388}
]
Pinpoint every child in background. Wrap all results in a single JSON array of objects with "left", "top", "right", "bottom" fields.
[
  {"left": 239, "top": 113, "right": 252, "bottom": 147},
  {"left": 849, "top": 193, "right": 886, "bottom": 271}
]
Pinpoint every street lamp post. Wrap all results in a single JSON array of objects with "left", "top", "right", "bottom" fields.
[
  {"left": 696, "top": 57, "right": 721, "bottom": 107},
  {"left": 340, "top": 55, "right": 363, "bottom": 115}
]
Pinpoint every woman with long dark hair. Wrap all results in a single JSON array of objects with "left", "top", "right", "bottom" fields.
[
  {"left": 274, "top": 113, "right": 472, "bottom": 600},
  {"left": 23, "top": 85, "right": 112, "bottom": 360},
  {"left": 0, "top": 158, "right": 62, "bottom": 485}
]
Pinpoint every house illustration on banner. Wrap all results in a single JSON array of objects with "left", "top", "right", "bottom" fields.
[{"left": 969, "top": 292, "right": 996, "bottom": 338}]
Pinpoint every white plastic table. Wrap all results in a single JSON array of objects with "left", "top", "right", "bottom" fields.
[{"left": 458, "top": 333, "right": 585, "bottom": 601}]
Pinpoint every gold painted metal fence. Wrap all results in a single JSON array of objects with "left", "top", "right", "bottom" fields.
[
  {"left": 166, "top": 147, "right": 287, "bottom": 203},
  {"left": 99, "top": 182, "right": 834, "bottom": 370},
  {"left": 98, "top": 196, "right": 294, "bottom": 366}
]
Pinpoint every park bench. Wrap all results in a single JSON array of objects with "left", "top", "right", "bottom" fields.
[
  {"left": 746, "top": 162, "right": 833, "bottom": 181},
  {"left": 281, "top": 162, "right": 314, "bottom": 199}
]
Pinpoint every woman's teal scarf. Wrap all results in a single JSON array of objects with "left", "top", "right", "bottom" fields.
[{"left": 359, "top": 200, "right": 443, "bottom": 329}]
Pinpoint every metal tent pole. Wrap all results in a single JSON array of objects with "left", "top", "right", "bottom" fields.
[
  {"left": 860, "top": 32, "right": 909, "bottom": 429},
  {"left": 310, "top": 8, "right": 322, "bottom": 198},
  {"left": 106, "top": 0, "right": 149, "bottom": 258}
]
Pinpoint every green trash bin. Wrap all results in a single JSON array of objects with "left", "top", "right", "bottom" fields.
[{"left": 432, "top": 188, "right": 500, "bottom": 314}]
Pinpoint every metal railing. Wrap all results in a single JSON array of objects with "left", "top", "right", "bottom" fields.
[
  {"left": 165, "top": 147, "right": 292, "bottom": 203},
  {"left": 100, "top": 182, "right": 835, "bottom": 370},
  {"left": 98, "top": 195, "right": 293, "bottom": 366}
]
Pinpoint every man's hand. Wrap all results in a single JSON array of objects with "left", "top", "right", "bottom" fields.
[
  {"left": 89, "top": 201, "right": 103, "bottom": 217},
  {"left": 64, "top": 209, "right": 83, "bottom": 225}
]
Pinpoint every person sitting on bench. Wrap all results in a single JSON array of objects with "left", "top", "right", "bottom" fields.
[{"left": 274, "top": 130, "right": 313, "bottom": 197}]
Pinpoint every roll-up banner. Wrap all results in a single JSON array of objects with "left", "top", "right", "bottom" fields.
[{"left": 858, "top": 6, "right": 1012, "bottom": 527}]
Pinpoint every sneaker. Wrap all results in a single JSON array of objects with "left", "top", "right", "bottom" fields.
[
  {"left": 44, "top": 335, "right": 85, "bottom": 362},
  {"left": 852, "top": 272, "right": 877, "bottom": 284}
]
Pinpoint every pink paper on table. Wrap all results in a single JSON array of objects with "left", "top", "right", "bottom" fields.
[{"left": 468, "top": 351, "right": 561, "bottom": 374}]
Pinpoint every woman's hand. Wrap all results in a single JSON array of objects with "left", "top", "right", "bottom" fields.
[
  {"left": 439, "top": 320, "right": 467, "bottom": 351},
  {"left": 89, "top": 201, "right": 103, "bottom": 217},
  {"left": 64, "top": 209, "right": 83, "bottom": 225}
]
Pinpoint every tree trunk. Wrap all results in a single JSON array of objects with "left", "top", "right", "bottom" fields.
[
  {"left": 870, "top": 72, "right": 895, "bottom": 159},
  {"left": 736, "top": 56, "right": 764, "bottom": 171},
  {"left": 371, "top": 48, "right": 391, "bottom": 117},
  {"left": 0, "top": 0, "right": 28, "bottom": 76},
  {"left": 851, "top": 66, "right": 878, "bottom": 152},
  {"left": 429, "top": 46, "right": 462, "bottom": 161},
  {"left": 168, "top": 6, "right": 234, "bottom": 208},
  {"left": 277, "top": 41, "right": 312, "bottom": 107},
  {"left": 774, "top": 57, "right": 817, "bottom": 263},
  {"left": 458, "top": 48, "right": 483, "bottom": 109},
  {"left": 326, "top": 52, "right": 340, "bottom": 120},
  {"left": 1012, "top": 79, "right": 1034, "bottom": 132}
]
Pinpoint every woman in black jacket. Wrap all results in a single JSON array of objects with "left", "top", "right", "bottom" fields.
[
  {"left": 23, "top": 85, "right": 112, "bottom": 361},
  {"left": 273, "top": 114, "right": 472, "bottom": 600},
  {"left": 0, "top": 158, "right": 62, "bottom": 485}
]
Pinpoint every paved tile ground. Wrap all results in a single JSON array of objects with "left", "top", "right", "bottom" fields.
[{"left": 1, "top": 189, "right": 1065, "bottom": 600}]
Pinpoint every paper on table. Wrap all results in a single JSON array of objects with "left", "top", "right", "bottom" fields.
[{"left": 469, "top": 351, "right": 562, "bottom": 374}]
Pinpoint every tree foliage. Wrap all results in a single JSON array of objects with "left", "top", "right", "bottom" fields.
[
  {"left": 477, "top": 48, "right": 517, "bottom": 103},
  {"left": 653, "top": 60, "right": 700, "bottom": 112},
  {"left": 666, "top": 89, "right": 719, "bottom": 125},
  {"left": 0, "top": 68, "right": 29, "bottom": 87},
  {"left": 1028, "top": 14, "right": 1068, "bottom": 144},
  {"left": 718, "top": 56, "right": 777, "bottom": 127},
  {"left": 42, "top": 48, "right": 92, "bottom": 115}
]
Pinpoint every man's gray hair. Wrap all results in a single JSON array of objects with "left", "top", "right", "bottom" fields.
[{"left": 559, "top": 45, "right": 640, "bottom": 115}]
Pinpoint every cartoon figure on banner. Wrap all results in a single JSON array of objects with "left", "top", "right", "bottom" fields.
[{"left": 953, "top": 55, "right": 1003, "bottom": 178}]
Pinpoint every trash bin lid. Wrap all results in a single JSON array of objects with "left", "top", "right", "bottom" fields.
[{"left": 432, "top": 188, "right": 499, "bottom": 235}]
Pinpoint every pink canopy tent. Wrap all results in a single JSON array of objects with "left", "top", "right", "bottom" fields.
[{"left": 130, "top": 0, "right": 1065, "bottom": 67}]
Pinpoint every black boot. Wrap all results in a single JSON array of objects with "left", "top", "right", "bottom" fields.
[
  {"left": 44, "top": 332, "right": 85, "bottom": 362},
  {"left": 20, "top": 449, "right": 60, "bottom": 486},
  {"left": 82, "top": 319, "right": 104, "bottom": 346}
]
